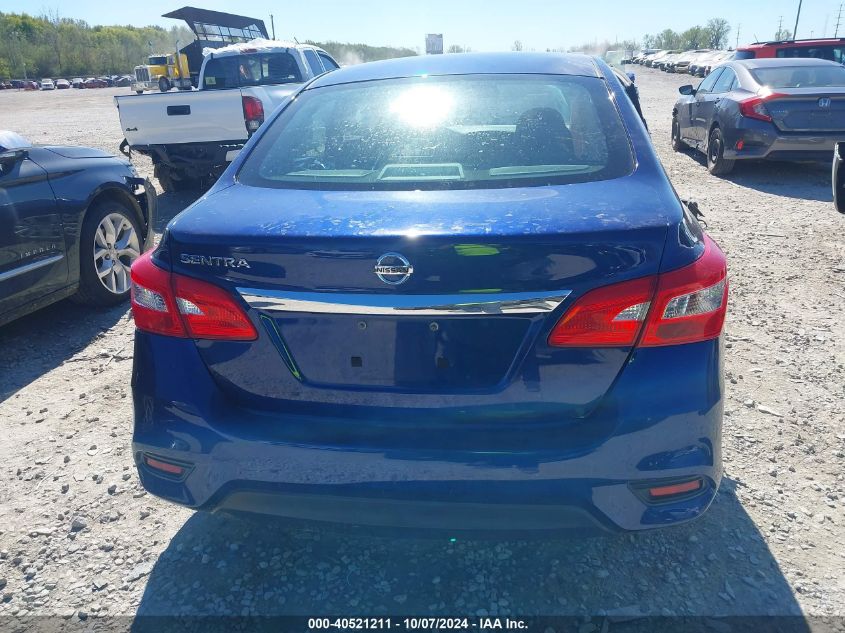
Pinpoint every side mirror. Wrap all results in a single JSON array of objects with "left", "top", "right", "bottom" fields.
[
  {"left": 626, "top": 72, "right": 636, "bottom": 83},
  {"left": 679, "top": 84, "right": 696, "bottom": 96},
  {"left": 834, "top": 143, "right": 845, "bottom": 214}
]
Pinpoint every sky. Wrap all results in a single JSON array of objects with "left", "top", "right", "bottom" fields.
[{"left": 1, "top": 0, "right": 843, "bottom": 52}]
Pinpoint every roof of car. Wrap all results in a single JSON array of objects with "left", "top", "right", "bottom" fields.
[
  {"left": 740, "top": 37, "right": 845, "bottom": 49},
  {"left": 308, "top": 52, "right": 601, "bottom": 89},
  {"left": 732, "top": 57, "right": 843, "bottom": 69}
]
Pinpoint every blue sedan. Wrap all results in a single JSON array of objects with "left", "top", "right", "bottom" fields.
[
  {"left": 129, "top": 53, "right": 728, "bottom": 533},
  {"left": 1, "top": 131, "right": 156, "bottom": 327}
]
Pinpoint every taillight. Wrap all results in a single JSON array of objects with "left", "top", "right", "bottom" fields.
[
  {"left": 739, "top": 92, "right": 787, "bottom": 122},
  {"left": 547, "top": 276, "right": 656, "bottom": 347},
  {"left": 548, "top": 236, "right": 727, "bottom": 348},
  {"left": 130, "top": 252, "right": 185, "bottom": 337},
  {"left": 130, "top": 251, "right": 257, "bottom": 341},
  {"left": 242, "top": 95, "right": 264, "bottom": 134}
]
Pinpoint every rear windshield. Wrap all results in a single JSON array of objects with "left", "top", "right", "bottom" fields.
[
  {"left": 203, "top": 52, "right": 302, "bottom": 90},
  {"left": 750, "top": 65, "right": 845, "bottom": 88},
  {"left": 238, "top": 74, "right": 634, "bottom": 191}
]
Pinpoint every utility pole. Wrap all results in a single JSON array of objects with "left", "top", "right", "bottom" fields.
[
  {"left": 793, "top": 0, "right": 803, "bottom": 40},
  {"left": 777, "top": 16, "right": 783, "bottom": 39},
  {"left": 836, "top": 4, "right": 843, "bottom": 37},
  {"left": 736, "top": 23, "right": 741, "bottom": 48},
  {"left": 270, "top": 14, "right": 276, "bottom": 40}
]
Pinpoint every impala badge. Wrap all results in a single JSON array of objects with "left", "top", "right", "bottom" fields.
[{"left": 374, "top": 252, "right": 413, "bottom": 285}]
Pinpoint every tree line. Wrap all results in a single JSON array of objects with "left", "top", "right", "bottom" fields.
[
  {"left": 567, "top": 18, "right": 735, "bottom": 57},
  {"left": 642, "top": 18, "right": 733, "bottom": 51},
  {"left": 0, "top": 11, "right": 419, "bottom": 81},
  {"left": 0, "top": 12, "right": 194, "bottom": 79},
  {"left": 303, "top": 41, "right": 417, "bottom": 65}
]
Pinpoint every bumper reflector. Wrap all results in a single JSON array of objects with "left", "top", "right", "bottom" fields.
[
  {"left": 648, "top": 478, "right": 702, "bottom": 499},
  {"left": 144, "top": 456, "right": 185, "bottom": 476}
]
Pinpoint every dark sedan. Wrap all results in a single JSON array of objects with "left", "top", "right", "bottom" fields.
[
  {"left": 672, "top": 58, "right": 845, "bottom": 175},
  {"left": 0, "top": 131, "right": 156, "bottom": 327}
]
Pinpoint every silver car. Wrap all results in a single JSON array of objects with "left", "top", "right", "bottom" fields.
[{"left": 672, "top": 58, "right": 845, "bottom": 174}]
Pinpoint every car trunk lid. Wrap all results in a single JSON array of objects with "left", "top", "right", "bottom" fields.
[
  {"left": 765, "top": 87, "right": 845, "bottom": 132},
  {"left": 165, "top": 178, "right": 676, "bottom": 416}
]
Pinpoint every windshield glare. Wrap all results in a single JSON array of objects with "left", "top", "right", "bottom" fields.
[{"left": 238, "top": 74, "right": 634, "bottom": 190}]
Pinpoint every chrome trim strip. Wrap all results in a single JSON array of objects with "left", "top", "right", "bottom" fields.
[
  {"left": 237, "top": 288, "right": 571, "bottom": 316},
  {"left": 0, "top": 254, "right": 64, "bottom": 283}
]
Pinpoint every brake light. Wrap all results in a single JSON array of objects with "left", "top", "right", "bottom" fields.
[
  {"left": 242, "top": 95, "right": 264, "bottom": 134},
  {"left": 547, "top": 276, "right": 656, "bottom": 347},
  {"left": 639, "top": 237, "right": 728, "bottom": 347},
  {"left": 548, "top": 236, "right": 727, "bottom": 348},
  {"left": 739, "top": 92, "right": 787, "bottom": 122},
  {"left": 130, "top": 252, "right": 185, "bottom": 336},
  {"left": 130, "top": 251, "right": 257, "bottom": 341}
]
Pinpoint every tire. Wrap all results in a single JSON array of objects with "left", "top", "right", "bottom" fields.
[
  {"left": 154, "top": 163, "right": 178, "bottom": 192},
  {"left": 72, "top": 199, "right": 144, "bottom": 307},
  {"left": 135, "top": 90, "right": 143, "bottom": 94},
  {"left": 671, "top": 116, "right": 688, "bottom": 152},
  {"left": 154, "top": 163, "right": 203, "bottom": 193},
  {"left": 707, "top": 127, "right": 735, "bottom": 175},
  {"left": 158, "top": 77, "right": 171, "bottom": 92}
]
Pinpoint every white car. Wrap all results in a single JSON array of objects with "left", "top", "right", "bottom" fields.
[{"left": 41, "top": 78, "right": 55, "bottom": 90}]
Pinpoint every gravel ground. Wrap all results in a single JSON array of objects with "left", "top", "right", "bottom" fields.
[{"left": 0, "top": 71, "right": 844, "bottom": 625}]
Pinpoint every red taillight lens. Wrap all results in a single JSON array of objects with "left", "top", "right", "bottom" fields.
[
  {"left": 548, "top": 236, "right": 727, "bottom": 349},
  {"left": 172, "top": 274, "right": 257, "bottom": 340},
  {"left": 739, "top": 92, "right": 787, "bottom": 122},
  {"left": 130, "top": 251, "right": 257, "bottom": 341},
  {"left": 639, "top": 236, "right": 727, "bottom": 347},
  {"left": 547, "top": 276, "right": 656, "bottom": 347},
  {"left": 130, "top": 252, "right": 186, "bottom": 337},
  {"left": 242, "top": 95, "right": 264, "bottom": 133}
]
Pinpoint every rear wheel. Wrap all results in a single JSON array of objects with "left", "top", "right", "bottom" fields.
[
  {"left": 154, "top": 163, "right": 202, "bottom": 193},
  {"left": 135, "top": 90, "right": 143, "bottom": 94},
  {"left": 72, "top": 199, "right": 143, "bottom": 306},
  {"left": 671, "top": 116, "right": 688, "bottom": 152},
  {"left": 158, "top": 77, "right": 171, "bottom": 92},
  {"left": 707, "top": 127, "right": 735, "bottom": 175}
]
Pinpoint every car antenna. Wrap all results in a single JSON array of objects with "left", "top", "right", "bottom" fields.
[{"left": 294, "top": 37, "right": 300, "bottom": 44}]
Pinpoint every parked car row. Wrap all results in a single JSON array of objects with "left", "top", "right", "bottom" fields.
[
  {"left": 0, "top": 75, "right": 133, "bottom": 90},
  {"left": 632, "top": 49, "right": 736, "bottom": 77}
]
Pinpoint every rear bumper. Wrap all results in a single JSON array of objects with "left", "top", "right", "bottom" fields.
[
  {"left": 132, "top": 334, "right": 724, "bottom": 533},
  {"left": 722, "top": 121, "right": 845, "bottom": 161}
]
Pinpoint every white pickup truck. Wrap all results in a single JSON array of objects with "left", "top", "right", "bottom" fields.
[{"left": 114, "top": 40, "right": 339, "bottom": 191}]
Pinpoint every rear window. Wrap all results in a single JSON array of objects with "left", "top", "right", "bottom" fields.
[
  {"left": 776, "top": 45, "right": 845, "bottom": 63},
  {"left": 734, "top": 50, "right": 755, "bottom": 60},
  {"left": 238, "top": 74, "right": 634, "bottom": 191},
  {"left": 203, "top": 53, "right": 302, "bottom": 90},
  {"left": 750, "top": 65, "right": 845, "bottom": 88}
]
